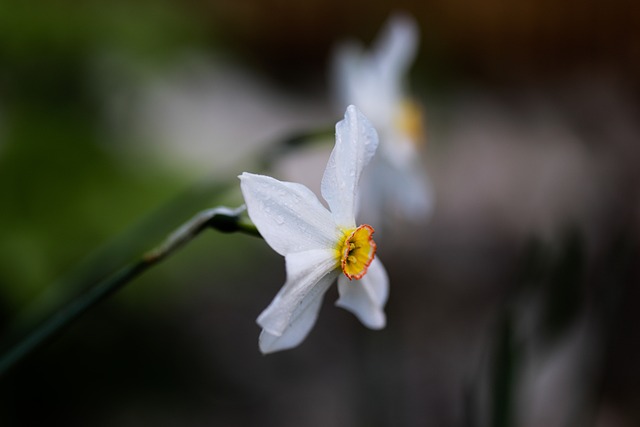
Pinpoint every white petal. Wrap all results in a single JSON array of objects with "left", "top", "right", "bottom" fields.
[
  {"left": 321, "top": 105, "right": 379, "bottom": 228},
  {"left": 257, "top": 249, "right": 339, "bottom": 337},
  {"left": 258, "top": 293, "right": 324, "bottom": 354},
  {"left": 240, "top": 173, "right": 340, "bottom": 256},
  {"left": 335, "top": 257, "right": 388, "bottom": 329}
]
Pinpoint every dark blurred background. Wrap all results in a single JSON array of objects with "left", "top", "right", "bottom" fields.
[{"left": 0, "top": 0, "right": 639, "bottom": 426}]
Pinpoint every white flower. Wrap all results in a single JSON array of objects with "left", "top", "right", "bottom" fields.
[
  {"left": 333, "top": 13, "right": 434, "bottom": 225},
  {"left": 239, "top": 105, "right": 389, "bottom": 354}
]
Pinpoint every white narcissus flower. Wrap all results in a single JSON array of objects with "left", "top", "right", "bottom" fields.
[
  {"left": 333, "top": 13, "right": 434, "bottom": 225},
  {"left": 239, "top": 105, "right": 389, "bottom": 354}
]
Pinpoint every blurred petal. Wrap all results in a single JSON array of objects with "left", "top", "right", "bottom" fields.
[
  {"left": 332, "top": 41, "right": 362, "bottom": 108},
  {"left": 321, "top": 105, "right": 378, "bottom": 227},
  {"left": 336, "top": 257, "right": 388, "bottom": 329},
  {"left": 257, "top": 249, "right": 339, "bottom": 337},
  {"left": 333, "top": 43, "right": 390, "bottom": 121},
  {"left": 359, "top": 154, "right": 434, "bottom": 226},
  {"left": 240, "top": 173, "right": 340, "bottom": 255},
  {"left": 393, "top": 159, "right": 434, "bottom": 221},
  {"left": 372, "top": 13, "right": 419, "bottom": 81},
  {"left": 333, "top": 15, "right": 418, "bottom": 126}
]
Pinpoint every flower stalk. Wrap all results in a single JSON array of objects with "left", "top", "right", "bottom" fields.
[{"left": 0, "top": 206, "right": 260, "bottom": 376}]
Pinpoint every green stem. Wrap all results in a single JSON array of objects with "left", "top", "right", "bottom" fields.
[
  {"left": 0, "top": 126, "right": 329, "bottom": 376},
  {"left": 0, "top": 206, "right": 260, "bottom": 376},
  {"left": 491, "top": 309, "right": 517, "bottom": 427}
]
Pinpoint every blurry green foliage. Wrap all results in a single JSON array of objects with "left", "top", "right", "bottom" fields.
[
  {"left": 518, "top": 230, "right": 586, "bottom": 345},
  {"left": 540, "top": 229, "right": 584, "bottom": 343},
  {"left": 0, "top": 0, "right": 206, "bottom": 62},
  {"left": 0, "top": 104, "right": 190, "bottom": 305},
  {"left": 0, "top": 0, "right": 214, "bottom": 308}
]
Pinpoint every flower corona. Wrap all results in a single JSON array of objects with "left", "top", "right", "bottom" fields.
[
  {"left": 337, "top": 225, "right": 377, "bottom": 280},
  {"left": 395, "top": 98, "right": 425, "bottom": 147}
]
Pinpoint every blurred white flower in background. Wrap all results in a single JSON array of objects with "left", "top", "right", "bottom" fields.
[
  {"left": 333, "top": 13, "right": 434, "bottom": 226},
  {"left": 240, "top": 106, "right": 389, "bottom": 354}
]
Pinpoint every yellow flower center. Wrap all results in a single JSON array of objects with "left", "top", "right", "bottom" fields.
[
  {"left": 394, "top": 98, "right": 425, "bottom": 145},
  {"left": 336, "top": 224, "right": 377, "bottom": 280}
]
